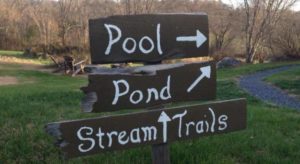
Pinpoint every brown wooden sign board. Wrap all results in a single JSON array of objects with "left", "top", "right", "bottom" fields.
[
  {"left": 89, "top": 14, "right": 209, "bottom": 64},
  {"left": 81, "top": 61, "right": 216, "bottom": 112},
  {"left": 45, "top": 99, "right": 247, "bottom": 159}
]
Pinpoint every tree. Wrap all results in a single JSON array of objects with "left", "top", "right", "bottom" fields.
[
  {"left": 26, "top": 0, "right": 57, "bottom": 46},
  {"left": 243, "top": 0, "right": 297, "bottom": 63},
  {"left": 207, "top": 2, "right": 238, "bottom": 56},
  {"left": 271, "top": 11, "right": 300, "bottom": 57},
  {"left": 56, "top": 0, "right": 77, "bottom": 46},
  {"left": 121, "top": 0, "right": 156, "bottom": 14}
]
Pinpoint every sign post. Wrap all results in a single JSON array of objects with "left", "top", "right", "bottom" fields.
[
  {"left": 145, "top": 60, "right": 171, "bottom": 164},
  {"left": 45, "top": 13, "right": 247, "bottom": 163}
]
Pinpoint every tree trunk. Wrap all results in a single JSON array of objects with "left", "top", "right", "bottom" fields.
[
  {"left": 246, "top": 53, "right": 253, "bottom": 63},
  {"left": 246, "top": 46, "right": 255, "bottom": 63}
]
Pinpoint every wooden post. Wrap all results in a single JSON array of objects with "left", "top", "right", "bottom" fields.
[
  {"left": 152, "top": 144, "right": 170, "bottom": 164},
  {"left": 144, "top": 61, "right": 171, "bottom": 164}
]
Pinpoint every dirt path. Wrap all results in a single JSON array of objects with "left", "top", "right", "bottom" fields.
[
  {"left": 0, "top": 60, "right": 55, "bottom": 73},
  {"left": 239, "top": 65, "right": 300, "bottom": 111},
  {"left": 0, "top": 61, "right": 56, "bottom": 86},
  {"left": 18, "top": 63, "right": 55, "bottom": 73},
  {"left": 0, "top": 76, "right": 18, "bottom": 86}
]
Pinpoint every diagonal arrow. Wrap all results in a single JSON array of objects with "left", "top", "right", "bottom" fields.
[
  {"left": 187, "top": 66, "right": 211, "bottom": 93},
  {"left": 157, "top": 111, "right": 171, "bottom": 143},
  {"left": 176, "top": 30, "right": 207, "bottom": 48}
]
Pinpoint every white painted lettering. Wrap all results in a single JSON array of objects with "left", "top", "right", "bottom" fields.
[
  {"left": 139, "top": 36, "right": 154, "bottom": 54},
  {"left": 96, "top": 128, "right": 105, "bottom": 149},
  {"left": 112, "top": 79, "right": 129, "bottom": 105},
  {"left": 104, "top": 23, "right": 163, "bottom": 55},
  {"left": 75, "top": 108, "right": 230, "bottom": 152},
  {"left": 77, "top": 127, "right": 95, "bottom": 153},
  {"left": 160, "top": 75, "right": 171, "bottom": 100},
  {"left": 172, "top": 110, "right": 187, "bottom": 138},
  {"left": 218, "top": 115, "right": 228, "bottom": 131},
  {"left": 122, "top": 37, "right": 136, "bottom": 54},
  {"left": 208, "top": 108, "right": 215, "bottom": 132},
  {"left": 158, "top": 111, "right": 171, "bottom": 143},
  {"left": 118, "top": 131, "right": 129, "bottom": 145},
  {"left": 107, "top": 131, "right": 118, "bottom": 147},
  {"left": 205, "top": 120, "right": 209, "bottom": 132},
  {"left": 141, "top": 126, "right": 157, "bottom": 141},
  {"left": 104, "top": 24, "right": 122, "bottom": 55},
  {"left": 156, "top": 23, "right": 163, "bottom": 55},
  {"left": 196, "top": 121, "right": 204, "bottom": 134},
  {"left": 146, "top": 88, "right": 159, "bottom": 103},
  {"left": 185, "top": 121, "right": 195, "bottom": 136},
  {"left": 129, "top": 90, "right": 143, "bottom": 104},
  {"left": 130, "top": 128, "right": 141, "bottom": 143},
  {"left": 112, "top": 75, "right": 172, "bottom": 105}
]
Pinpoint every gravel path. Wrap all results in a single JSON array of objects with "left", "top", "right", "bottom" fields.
[{"left": 239, "top": 65, "right": 300, "bottom": 110}]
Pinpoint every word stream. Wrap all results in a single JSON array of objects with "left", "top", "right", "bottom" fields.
[
  {"left": 46, "top": 99, "right": 247, "bottom": 158},
  {"left": 77, "top": 108, "right": 227, "bottom": 152}
]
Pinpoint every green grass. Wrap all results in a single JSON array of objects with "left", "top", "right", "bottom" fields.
[
  {"left": 0, "top": 50, "right": 52, "bottom": 65},
  {"left": 218, "top": 61, "right": 300, "bottom": 80},
  {"left": 0, "top": 50, "right": 23, "bottom": 56},
  {"left": 0, "top": 61, "right": 300, "bottom": 163},
  {"left": 265, "top": 66, "right": 300, "bottom": 99}
]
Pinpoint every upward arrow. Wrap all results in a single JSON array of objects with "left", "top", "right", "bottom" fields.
[
  {"left": 187, "top": 66, "right": 211, "bottom": 93},
  {"left": 176, "top": 30, "right": 207, "bottom": 48},
  {"left": 157, "top": 111, "right": 171, "bottom": 143}
]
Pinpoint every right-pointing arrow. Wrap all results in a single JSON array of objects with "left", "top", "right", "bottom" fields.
[
  {"left": 176, "top": 30, "right": 207, "bottom": 48},
  {"left": 187, "top": 66, "right": 211, "bottom": 93},
  {"left": 157, "top": 111, "right": 171, "bottom": 143}
]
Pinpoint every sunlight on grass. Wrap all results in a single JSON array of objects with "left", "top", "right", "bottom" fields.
[
  {"left": 0, "top": 50, "right": 52, "bottom": 65},
  {"left": 265, "top": 66, "right": 300, "bottom": 98},
  {"left": 0, "top": 50, "right": 23, "bottom": 56}
]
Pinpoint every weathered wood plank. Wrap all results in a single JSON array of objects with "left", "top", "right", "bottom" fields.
[
  {"left": 45, "top": 99, "right": 247, "bottom": 158},
  {"left": 80, "top": 92, "right": 98, "bottom": 113},
  {"left": 84, "top": 62, "right": 186, "bottom": 75},
  {"left": 81, "top": 61, "right": 216, "bottom": 112},
  {"left": 89, "top": 14, "right": 209, "bottom": 64}
]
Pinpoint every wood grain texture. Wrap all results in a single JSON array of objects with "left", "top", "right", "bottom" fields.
[
  {"left": 152, "top": 144, "right": 170, "bottom": 164},
  {"left": 45, "top": 99, "right": 247, "bottom": 158},
  {"left": 81, "top": 61, "right": 216, "bottom": 113},
  {"left": 89, "top": 14, "right": 209, "bottom": 64}
]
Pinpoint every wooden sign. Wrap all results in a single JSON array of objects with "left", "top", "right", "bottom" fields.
[
  {"left": 89, "top": 14, "right": 209, "bottom": 64},
  {"left": 46, "top": 99, "right": 247, "bottom": 158},
  {"left": 81, "top": 61, "right": 216, "bottom": 112}
]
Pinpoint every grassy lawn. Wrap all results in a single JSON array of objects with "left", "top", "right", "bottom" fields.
[
  {"left": 0, "top": 50, "right": 52, "bottom": 65},
  {"left": 0, "top": 61, "right": 300, "bottom": 163},
  {"left": 265, "top": 67, "right": 300, "bottom": 99},
  {"left": 0, "top": 50, "right": 23, "bottom": 56}
]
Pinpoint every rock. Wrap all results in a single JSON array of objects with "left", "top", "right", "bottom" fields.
[{"left": 217, "top": 57, "right": 241, "bottom": 69}]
